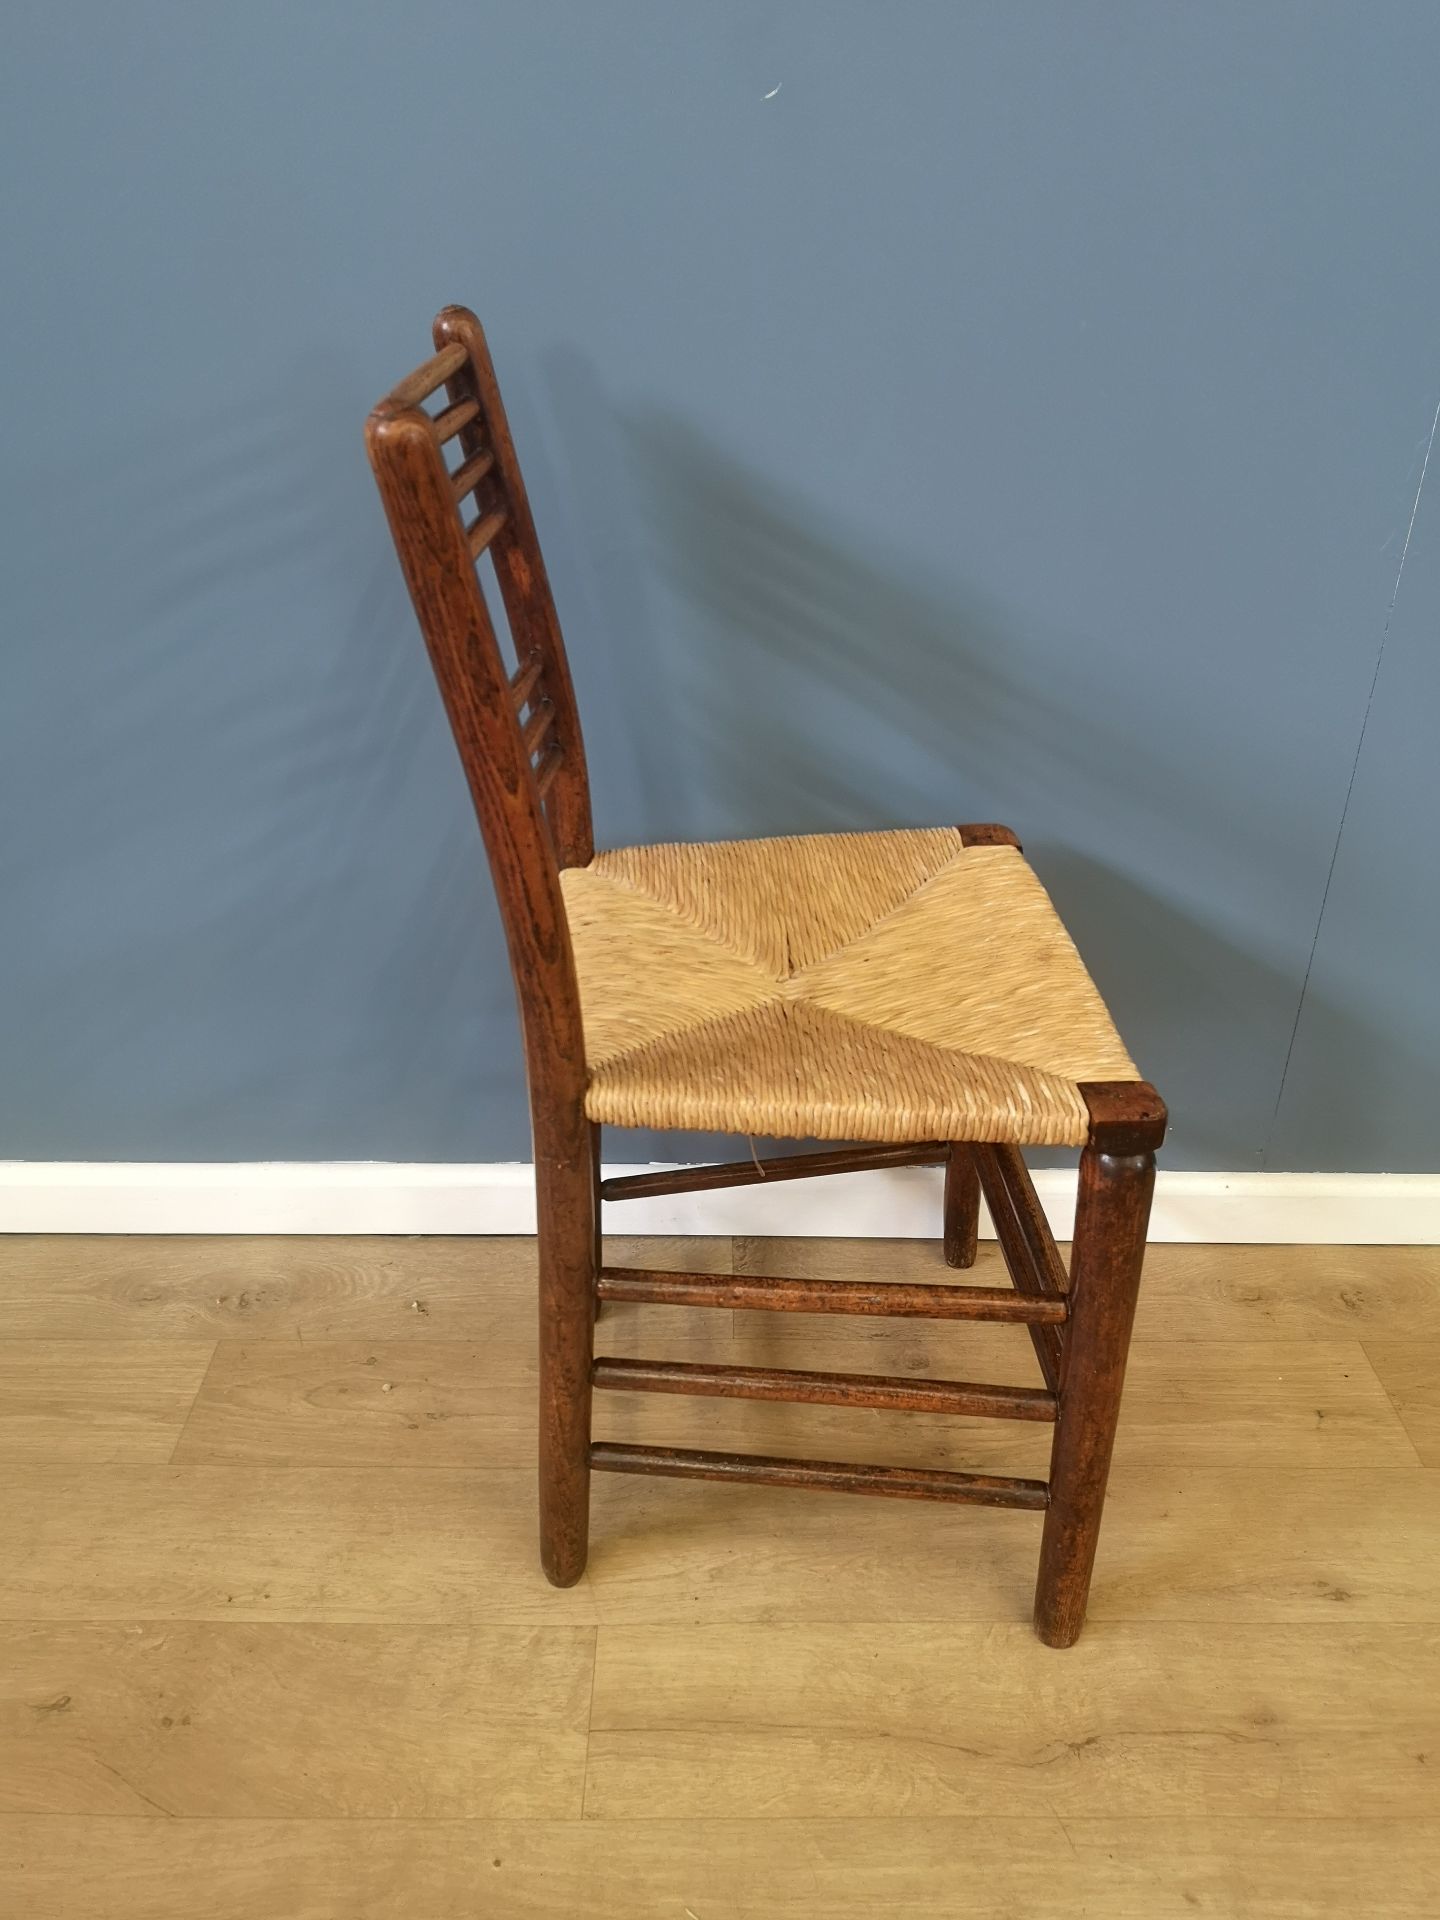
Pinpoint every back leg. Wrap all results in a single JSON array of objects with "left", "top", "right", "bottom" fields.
[
  {"left": 943, "top": 1145, "right": 979, "bottom": 1268},
  {"left": 536, "top": 1118, "right": 599, "bottom": 1587}
]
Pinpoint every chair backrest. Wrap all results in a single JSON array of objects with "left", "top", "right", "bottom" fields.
[{"left": 366, "top": 307, "right": 591, "bottom": 1123}]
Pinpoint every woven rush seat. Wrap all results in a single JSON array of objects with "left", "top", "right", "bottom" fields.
[{"left": 560, "top": 826, "right": 1140, "bottom": 1146}]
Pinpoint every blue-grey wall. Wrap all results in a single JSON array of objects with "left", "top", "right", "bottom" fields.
[{"left": 2, "top": 3, "right": 1437, "bottom": 1171}]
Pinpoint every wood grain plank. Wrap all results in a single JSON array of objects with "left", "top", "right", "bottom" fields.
[
  {"left": 593, "top": 1331, "right": 1413, "bottom": 1472},
  {"left": 585, "top": 1466, "right": 1440, "bottom": 1624},
  {"left": 0, "top": 1816, "right": 1434, "bottom": 1920},
  {"left": 0, "top": 1343, "right": 214, "bottom": 1462},
  {"left": 1134, "top": 1242, "right": 1440, "bottom": 1342},
  {"left": 1111, "top": 1341, "right": 1415, "bottom": 1467},
  {"left": 1363, "top": 1340, "right": 1440, "bottom": 1465},
  {"left": 0, "top": 1233, "right": 1436, "bottom": 1920},
  {"left": 172, "top": 1341, "right": 538, "bottom": 1468},
  {"left": 172, "top": 1301, "right": 737, "bottom": 1467},
  {"left": 0, "top": 1467, "right": 595, "bottom": 1623},
  {"left": 586, "top": 1621, "right": 1440, "bottom": 1818},
  {"left": 0, "top": 1623, "right": 592, "bottom": 1817},
  {"left": 734, "top": 1236, "right": 1440, "bottom": 1341},
  {"left": 0, "top": 1235, "right": 732, "bottom": 1340}
]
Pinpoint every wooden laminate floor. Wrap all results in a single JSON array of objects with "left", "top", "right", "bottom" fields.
[{"left": 1, "top": 1231, "right": 1438, "bottom": 1917}]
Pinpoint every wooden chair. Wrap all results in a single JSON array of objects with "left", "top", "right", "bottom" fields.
[{"left": 366, "top": 306, "right": 1166, "bottom": 1646}]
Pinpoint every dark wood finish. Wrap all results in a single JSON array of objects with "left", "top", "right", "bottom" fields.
[
  {"left": 597, "top": 1267, "right": 1067, "bottom": 1324},
  {"left": 509, "top": 655, "right": 545, "bottom": 711},
  {"left": 985, "top": 1146, "right": 1069, "bottom": 1295},
  {"left": 432, "top": 305, "right": 593, "bottom": 869},
  {"left": 368, "top": 307, "right": 1164, "bottom": 1641},
  {"left": 1079, "top": 1080, "right": 1168, "bottom": 1153},
  {"left": 534, "top": 744, "right": 564, "bottom": 797},
  {"left": 368, "top": 312, "right": 596, "bottom": 1586},
  {"left": 465, "top": 506, "right": 508, "bottom": 558},
  {"left": 972, "top": 1143, "right": 1067, "bottom": 1392},
  {"left": 942, "top": 1145, "right": 979, "bottom": 1268},
  {"left": 1033, "top": 1148, "right": 1155, "bottom": 1646},
  {"left": 386, "top": 341, "right": 468, "bottom": 408},
  {"left": 449, "top": 446, "right": 496, "bottom": 499},
  {"left": 532, "top": 1121, "right": 596, "bottom": 1587},
  {"left": 520, "top": 701, "right": 556, "bottom": 759},
  {"left": 956, "top": 823, "right": 1022, "bottom": 849},
  {"left": 587, "top": 1121, "right": 606, "bottom": 1326},
  {"left": 590, "top": 1443, "right": 1050, "bottom": 1510},
  {"left": 600, "top": 1141, "right": 948, "bottom": 1203},
  {"left": 431, "top": 394, "right": 480, "bottom": 443},
  {"left": 593, "top": 1356, "right": 1058, "bottom": 1421}
]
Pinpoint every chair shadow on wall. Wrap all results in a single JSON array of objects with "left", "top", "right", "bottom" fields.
[
  {"left": 7, "top": 345, "right": 1382, "bottom": 1168},
  {"left": 537, "top": 355, "right": 1383, "bottom": 1175},
  {"left": 4, "top": 355, "right": 524, "bottom": 1156}
]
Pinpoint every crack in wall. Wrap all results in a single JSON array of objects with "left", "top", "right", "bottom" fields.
[{"left": 1263, "top": 393, "right": 1440, "bottom": 1165}]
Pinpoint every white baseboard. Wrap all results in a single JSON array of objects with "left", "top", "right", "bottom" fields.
[{"left": 0, "top": 1161, "right": 1436, "bottom": 1243}]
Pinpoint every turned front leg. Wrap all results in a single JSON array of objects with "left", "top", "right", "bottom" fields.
[{"left": 1033, "top": 1147, "right": 1154, "bottom": 1646}]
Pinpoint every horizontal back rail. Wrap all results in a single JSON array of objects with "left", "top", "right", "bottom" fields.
[
  {"left": 449, "top": 446, "right": 495, "bottom": 498},
  {"left": 534, "top": 744, "right": 564, "bottom": 797},
  {"left": 387, "top": 341, "right": 468, "bottom": 409},
  {"left": 509, "top": 655, "right": 545, "bottom": 711},
  {"left": 465, "top": 505, "right": 508, "bottom": 558},
  {"left": 520, "top": 701, "right": 556, "bottom": 759},
  {"left": 432, "top": 394, "right": 480, "bottom": 442}
]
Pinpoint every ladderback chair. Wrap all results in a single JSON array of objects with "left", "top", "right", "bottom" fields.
[{"left": 367, "top": 306, "right": 1166, "bottom": 1646}]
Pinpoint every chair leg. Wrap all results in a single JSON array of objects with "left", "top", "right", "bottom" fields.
[
  {"left": 590, "top": 1122, "right": 607, "bottom": 1323},
  {"left": 1033, "top": 1146, "right": 1154, "bottom": 1647},
  {"left": 536, "top": 1117, "right": 599, "bottom": 1588},
  {"left": 943, "top": 1145, "right": 980, "bottom": 1268}
]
